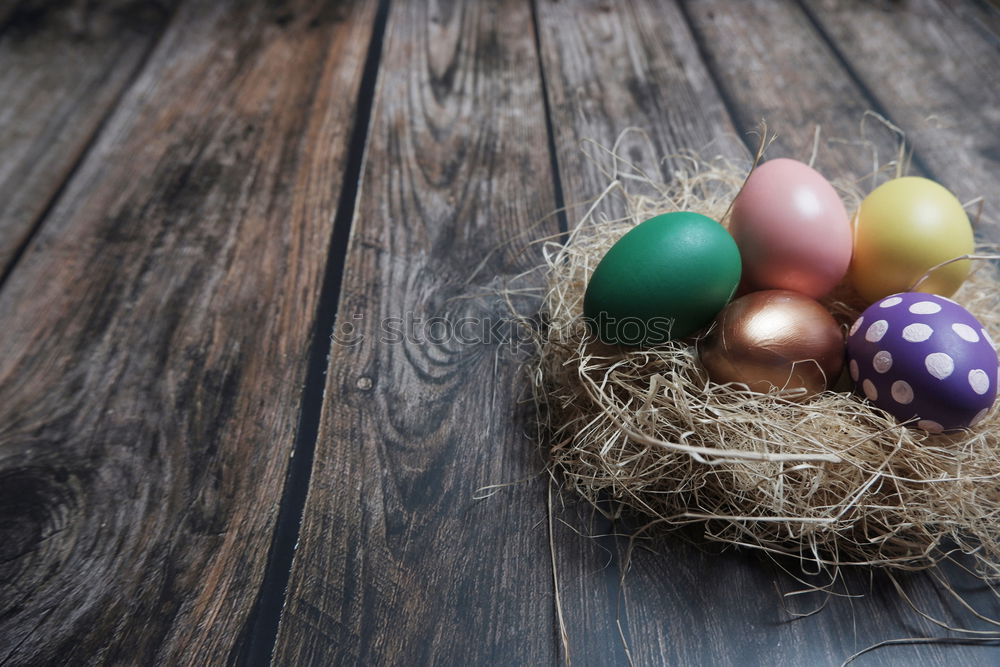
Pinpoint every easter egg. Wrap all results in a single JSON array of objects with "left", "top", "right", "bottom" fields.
[
  {"left": 728, "top": 158, "right": 852, "bottom": 299},
  {"left": 846, "top": 292, "right": 998, "bottom": 432},
  {"left": 700, "top": 290, "right": 844, "bottom": 398},
  {"left": 583, "top": 212, "right": 741, "bottom": 345},
  {"left": 850, "top": 177, "right": 973, "bottom": 303}
]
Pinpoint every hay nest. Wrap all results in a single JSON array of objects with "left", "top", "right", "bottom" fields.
[{"left": 527, "top": 129, "right": 1000, "bottom": 582}]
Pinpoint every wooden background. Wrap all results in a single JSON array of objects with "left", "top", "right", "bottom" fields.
[{"left": 1, "top": 0, "right": 999, "bottom": 665}]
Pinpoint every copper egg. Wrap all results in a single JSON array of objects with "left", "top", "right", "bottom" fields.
[{"left": 699, "top": 289, "right": 845, "bottom": 399}]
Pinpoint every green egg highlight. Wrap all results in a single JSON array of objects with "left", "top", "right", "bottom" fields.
[{"left": 583, "top": 212, "right": 742, "bottom": 345}]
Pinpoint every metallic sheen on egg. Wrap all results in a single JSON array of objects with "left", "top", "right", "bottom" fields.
[{"left": 700, "top": 290, "right": 845, "bottom": 398}]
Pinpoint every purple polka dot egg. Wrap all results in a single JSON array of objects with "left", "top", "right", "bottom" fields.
[{"left": 847, "top": 292, "right": 998, "bottom": 433}]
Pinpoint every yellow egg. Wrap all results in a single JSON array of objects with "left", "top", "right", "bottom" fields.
[{"left": 850, "top": 177, "right": 973, "bottom": 304}]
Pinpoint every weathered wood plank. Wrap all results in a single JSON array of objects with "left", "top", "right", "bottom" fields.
[
  {"left": 0, "top": 1, "right": 175, "bottom": 281},
  {"left": 271, "top": 1, "right": 561, "bottom": 664},
  {"left": 0, "top": 1, "right": 377, "bottom": 664},
  {"left": 682, "top": 0, "right": 902, "bottom": 179},
  {"left": 533, "top": 1, "right": 745, "bottom": 664},
  {"left": 802, "top": 0, "right": 1000, "bottom": 224},
  {"left": 538, "top": 1, "right": 1000, "bottom": 665},
  {"left": 535, "top": 0, "right": 742, "bottom": 221}
]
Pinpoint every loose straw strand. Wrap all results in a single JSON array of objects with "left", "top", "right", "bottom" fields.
[{"left": 548, "top": 479, "right": 571, "bottom": 666}]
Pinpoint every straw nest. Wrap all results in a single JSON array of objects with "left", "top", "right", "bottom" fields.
[{"left": 526, "top": 129, "right": 1000, "bottom": 583}]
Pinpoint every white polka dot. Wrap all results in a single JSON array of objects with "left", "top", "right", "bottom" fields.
[
  {"left": 849, "top": 316, "right": 864, "bottom": 337},
  {"left": 872, "top": 350, "right": 893, "bottom": 374},
  {"left": 849, "top": 359, "right": 859, "bottom": 381},
  {"left": 879, "top": 296, "right": 903, "bottom": 308},
  {"left": 917, "top": 419, "right": 944, "bottom": 434},
  {"left": 909, "top": 301, "right": 942, "bottom": 315},
  {"left": 902, "top": 323, "right": 933, "bottom": 342},
  {"left": 983, "top": 329, "right": 996, "bottom": 348},
  {"left": 865, "top": 320, "right": 889, "bottom": 342},
  {"left": 862, "top": 379, "right": 878, "bottom": 400},
  {"left": 891, "top": 380, "right": 914, "bottom": 404},
  {"left": 952, "top": 323, "right": 980, "bottom": 342},
  {"left": 971, "top": 408, "right": 990, "bottom": 427},
  {"left": 969, "top": 369, "right": 990, "bottom": 395},
  {"left": 925, "top": 352, "right": 954, "bottom": 380}
]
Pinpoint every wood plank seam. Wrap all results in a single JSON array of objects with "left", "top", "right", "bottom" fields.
[
  {"left": 798, "top": 0, "right": 1000, "bottom": 225},
  {"left": 233, "top": 1, "right": 391, "bottom": 665},
  {"left": 528, "top": 2, "right": 768, "bottom": 664},
  {"left": 529, "top": 0, "right": 569, "bottom": 238},
  {"left": 0, "top": 2, "right": 384, "bottom": 662},
  {"left": 676, "top": 0, "right": 758, "bottom": 158},
  {"left": 0, "top": 0, "right": 182, "bottom": 291},
  {"left": 269, "top": 1, "right": 563, "bottom": 662},
  {"left": 527, "top": 1, "right": 575, "bottom": 658},
  {"left": 680, "top": 0, "right": 902, "bottom": 179},
  {"left": 794, "top": 0, "right": 936, "bottom": 178}
]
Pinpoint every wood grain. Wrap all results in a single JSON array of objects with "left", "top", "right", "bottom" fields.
[
  {"left": 270, "top": 1, "right": 562, "bottom": 664},
  {"left": 0, "top": 0, "right": 176, "bottom": 280},
  {"left": 682, "top": 0, "right": 903, "bottom": 180},
  {"left": 803, "top": 0, "right": 1000, "bottom": 224},
  {"left": 0, "top": 1, "right": 377, "bottom": 664},
  {"left": 3, "top": 1, "right": 999, "bottom": 664},
  {"left": 532, "top": 1, "right": 767, "bottom": 664},
  {"left": 534, "top": 0, "right": 743, "bottom": 223}
]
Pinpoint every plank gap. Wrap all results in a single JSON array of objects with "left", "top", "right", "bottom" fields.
[
  {"left": 270, "top": 2, "right": 563, "bottom": 662},
  {"left": 232, "top": 1, "right": 391, "bottom": 664},
  {"left": 529, "top": 0, "right": 569, "bottom": 239},
  {"left": 794, "top": 0, "right": 935, "bottom": 178},
  {"left": 0, "top": 0, "right": 182, "bottom": 291},
  {"left": 676, "top": 0, "right": 757, "bottom": 157}
]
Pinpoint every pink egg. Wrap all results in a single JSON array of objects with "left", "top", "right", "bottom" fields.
[{"left": 729, "top": 158, "right": 852, "bottom": 299}]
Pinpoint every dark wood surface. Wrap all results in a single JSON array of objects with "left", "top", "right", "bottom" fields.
[
  {"left": 1, "top": 1, "right": 999, "bottom": 665},
  {"left": 0, "top": 0, "right": 176, "bottom": 279},
  {"left": 683, "top": 0, "right": 902, "bottom": 177},
  {"left": 0, "top": 0, "right": 377, "bottom": 664},
  {"left": 272, "top": 1, "right": 559, "bottom": 664},
  {"left": 803, "top": 0, "right": 1000, "bottom": 225}
]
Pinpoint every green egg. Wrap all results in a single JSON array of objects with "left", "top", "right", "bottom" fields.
[{"left": 583, "top": 212, "right": 742, "bottom": 345}]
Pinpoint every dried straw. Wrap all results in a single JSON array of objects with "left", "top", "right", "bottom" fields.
[{"left": 522, "top": 127, "right": 1000, "bottom": 588}]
